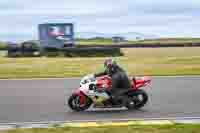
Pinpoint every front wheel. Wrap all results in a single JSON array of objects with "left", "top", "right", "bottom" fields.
[
  {"left": 68, "top": 94, "right": 92, "bottom": 111},
  {"left": 126, "top": 89, "right": 148, "bottom": 110}
]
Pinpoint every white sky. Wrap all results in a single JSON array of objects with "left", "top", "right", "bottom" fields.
[{"left": 0, "top": 0, "right": 200, "bottom": 41}]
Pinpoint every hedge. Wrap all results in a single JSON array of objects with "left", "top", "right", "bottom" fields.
[
  {"left": 43, "top": 47, "right": 123, "bottom": 57},
  {"left": 7, "top": 47, "right": 123, "bottom": 57}
]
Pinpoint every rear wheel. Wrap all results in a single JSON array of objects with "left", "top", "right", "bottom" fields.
[
  {"left": 68, "top": 94, "right": 92, "bottom": 111},
  {"left": 126, "top": 89, "right": 148, "bottom": 110}
]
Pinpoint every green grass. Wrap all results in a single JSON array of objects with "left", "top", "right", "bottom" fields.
[
  {"left": 1, "top": 38, "right": 199, "bottom": 48},
  {"left": 2, "top": 124, "right": 200, "bottom": 133},
  {"left": 129, "top": 38, "right": 200, "bottom": 44},
  {"left": 77, "top": 37, "right": 200, "bottom": 45},
  {"left": 1, "top": 38, "right": 200, "bottom": 48},
  {"left": 0, "top": 47, "right": 200, "bottom": 78},
  {"left": 77, "top": 38, "right": 113, "bottom": 45},
  {"left": 0, "top": 42, "right": 7, "bottom": 50}
]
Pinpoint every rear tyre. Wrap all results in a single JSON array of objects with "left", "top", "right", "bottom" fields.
[
  {"left": 68, "top": 95, "right": 92, "bottom": 111},
  {"left": 126, "top": 89, "right": 148, "bottom": 110}
]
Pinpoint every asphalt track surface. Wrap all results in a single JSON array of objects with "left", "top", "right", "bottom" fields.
[{"left": 0, "top": 77, "right": 200, "bottom": 123}]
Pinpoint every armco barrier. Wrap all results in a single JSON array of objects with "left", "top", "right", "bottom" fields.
[
  {"left": 6, "top": 42, "right": 200, "bottom": 57},
  {"left": 6, "top": 46, "right": 123, "bottom": 57}
]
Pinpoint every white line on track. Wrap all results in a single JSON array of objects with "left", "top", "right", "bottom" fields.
[{"left": 1, "top": 116, "right": 200, "bottom": 125}]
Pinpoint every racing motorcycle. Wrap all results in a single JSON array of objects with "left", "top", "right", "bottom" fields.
[{"left": 67, "top": 74, "right": 151, "bottom": 111}]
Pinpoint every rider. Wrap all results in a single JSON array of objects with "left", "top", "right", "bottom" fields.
[{"left": 94, "top": 58, "right": 131, "bottom": 104}]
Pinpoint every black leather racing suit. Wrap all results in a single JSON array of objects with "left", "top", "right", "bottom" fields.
[{"left": 94, "top": 65, "right": 131, "bottom": 98}]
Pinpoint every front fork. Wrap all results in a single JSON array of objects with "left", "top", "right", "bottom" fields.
[{"left": 72, "top": 90, "right": 87, "bottom": 105}]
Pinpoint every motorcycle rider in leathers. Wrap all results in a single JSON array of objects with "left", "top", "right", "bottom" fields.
[{"left": 93, "top": 58, "right": 131, "bottom": 104}]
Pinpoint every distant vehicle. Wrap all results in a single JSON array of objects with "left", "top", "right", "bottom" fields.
[
  {"left": 112, "top": 36, "right": 126, "bottom": 43},
  {"left": 7, "top": 23, "right": 75, "bottom": 57}
]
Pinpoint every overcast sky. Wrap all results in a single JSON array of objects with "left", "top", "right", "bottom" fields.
[{"left": 0, "top": 0, "right": 200, "bottom": 41}]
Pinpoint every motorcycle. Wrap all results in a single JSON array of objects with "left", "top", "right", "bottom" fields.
[{"left": 67, "top": 74, "right": 151, "bottom": 111}]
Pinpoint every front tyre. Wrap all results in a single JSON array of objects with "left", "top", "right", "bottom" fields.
[
  {"left": 126, "top": 89, "right": 148, "bottom": 110},
  {"left": 68, "top": 94, "right": 92, "bottom": 111}
]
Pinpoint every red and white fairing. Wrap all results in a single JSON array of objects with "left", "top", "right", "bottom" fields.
[{"left": 72, "top": 74, "right": 151, "bottom": 105}]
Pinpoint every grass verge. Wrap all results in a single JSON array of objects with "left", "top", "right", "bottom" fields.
[
  {"left": 2, "top": 124, "right": 200, "bottom": 133},
  {"left": 0, "top": 47, "right": 200, "bottom": 78},
  {"left": 77, "top": 38, "right": 200, "bottom": 46}
]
